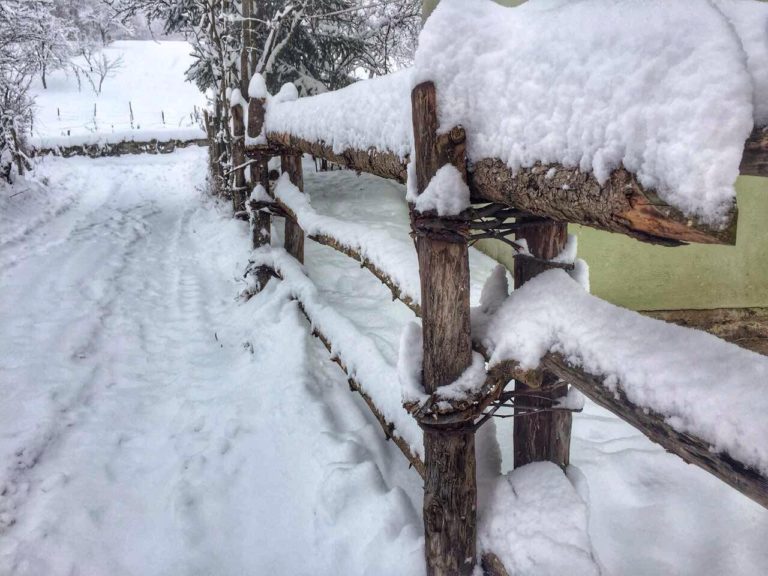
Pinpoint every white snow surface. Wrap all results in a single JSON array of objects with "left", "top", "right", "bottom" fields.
[
  {"left": 415, "top": 0, "right": 763, "bottom": 226},
  {"left": 265, "top": 70, "right": 412, "bottom": 158},
  {"left": 2, "top": 152, "right": 766, "bottom": 575},
  {"left": 414, "top": 164, "right": 470, "bottom": 216},
  {"left": 479, "top": 269, "right": 768, "bottom": 477},
  {"left": 247, "top": 73, "right": 268, "bottom": 99},
  {"left": 29, "top": 41, "right": 206, "bottom": 148}
]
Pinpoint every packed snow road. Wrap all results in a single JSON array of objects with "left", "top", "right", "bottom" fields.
[
  {"left": 0, "top": 149, "right": 423, "bottom": 575},
  {"left": 2, "top": 149, "right": 767, "bottom": 576}
]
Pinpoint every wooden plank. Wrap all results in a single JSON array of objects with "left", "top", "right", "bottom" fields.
[
  {"left": 267, "top": 131, "right": 408, "bottom": 183},
  {"left": 230, "top": 101, "right": 247, "bottom": 214},
  {"left": 740, "top": 126, "right": 768, "bottom": 177},
  {"left": 469, "top": 160, "right": 737, "bottom": 246},
  {"left": 513, "top": 219, "right": 571, "bottom": 469},
  {"left": 307, "top": 315, "right": 426, "bottom": 479},
  {"left": 541, "top": 352, "right": 768, "bottom": 510},
  {"left": 413, "top": 81, "right": 477, "bottom": 576},
  {"left": 280, "top": 153, "right": 305, "bottom": 263}
]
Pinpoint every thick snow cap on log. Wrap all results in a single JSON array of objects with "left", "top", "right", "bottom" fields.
[
  {"left": 265, "top": 70, "right": 412, "bottom": 159},
  {"left": 414, "top": 0, "right": 763, "bottom": 227},
  {"left": 248, "top": 73, "right": 268, "bottom": 99},
  {"left": 477, "top": 269, "right": 768, "bottom": 477}
]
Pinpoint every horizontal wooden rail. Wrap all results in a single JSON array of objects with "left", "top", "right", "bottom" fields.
[
  {"left": 305, "top": 313, "right": 426, "bottom": 479},
  {"left": 272, "top": 197, "right": 421, "bottom": 315},
  {"left": 267, "top": 132, "right": 408, "bottom": 183},
  {"left": 740, "top": 127, "right": 768, "bottom": 177},
  {"left": 531, "top": 353, "right": 768, "bottom": 509},
  {"left": 259, "top": 125, "right": 768, "bottom": 247}
]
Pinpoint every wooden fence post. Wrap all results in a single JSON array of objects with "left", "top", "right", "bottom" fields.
[
  {"left": 248, "top": 96, "right": 272, "bottom": 252},
  {"left": 230, "top": 98, "right": 247, "bottom": 215},
  {"left": 412, "top": 81, "right": 476, "bottom": 576},
  {"left": 513, "top": 219, "right": 572, "bottom": 469},
  {"left": 281, "top": 152, "right": 305, "bottom": 263}
]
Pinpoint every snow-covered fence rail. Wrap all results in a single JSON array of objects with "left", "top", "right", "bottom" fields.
[{"left": 233, "top": 2, "right": 768, "bottom": 574}]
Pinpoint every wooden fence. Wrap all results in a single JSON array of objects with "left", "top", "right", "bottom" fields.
[{"left": 227, "top": 78, "right": 768, "bottom": 576}]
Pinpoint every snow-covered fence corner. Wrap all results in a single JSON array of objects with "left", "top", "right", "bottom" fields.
[{"left": 228, "top": 2, "right": 768, "bottom": 575}]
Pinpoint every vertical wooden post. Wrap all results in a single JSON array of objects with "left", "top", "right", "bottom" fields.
[
  {"left": 230, "top": 99, "right": 247, "bottom": 215},
  {"left": 281, "top": 153, "right": 305, "bottom": 263},
  {"left": 412, "top": 81, "right": 476, "bottom": 576},
  {"left": 248, "top": 97, "right": 271, "bottom": 251},
  {"left": 513, "top": 219, "right": 572, "bottom": 469}
]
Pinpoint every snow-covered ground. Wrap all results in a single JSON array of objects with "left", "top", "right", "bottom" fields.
[
  {"left": 1, "top": 150, "right": 767, "bottom": 575},
  {"left": 29, "top": 41, "right": 206, "bottom": 149}
]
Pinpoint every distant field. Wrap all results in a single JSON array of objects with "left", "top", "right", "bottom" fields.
[{"left": 29, "top": 41, "right": 207, "bottom": 148}]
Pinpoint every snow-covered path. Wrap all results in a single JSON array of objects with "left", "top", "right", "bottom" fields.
[
  {"left": 0, "top": 150, "right": 423, "bottom": 575},
  {"left": 2, "top": 149, "right": 767, "bottom": 576}
]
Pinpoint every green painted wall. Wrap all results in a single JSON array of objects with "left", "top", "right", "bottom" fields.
[{"left": 477, "top": 177, "right": 768, "bottom": 311}]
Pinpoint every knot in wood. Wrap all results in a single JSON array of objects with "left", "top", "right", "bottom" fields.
[{"left": 449, "top": 125, "right": 466, "bottom": 145}]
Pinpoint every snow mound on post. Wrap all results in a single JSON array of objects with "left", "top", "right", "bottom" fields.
[
  {"left": 414, "top": 164, "right": 470, "bottom": 216},
  {"left": 414, "top": 0, "right": 760, "bottom": 227},
  {"left": 477, "top": 269, "right": 768, "bottom": 477},
  {"left": 248, "top": 73, "right": 268, "bottom": 99},
  {"left": 266, "top": 70, "right": 412, "bottom": 158}
]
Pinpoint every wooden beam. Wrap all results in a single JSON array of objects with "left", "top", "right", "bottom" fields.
[
  {"left": 230, "top": 100, "right": 247, "bottom": 215},
  {"left": 270, "top": 196, "right": 421, "bottom": 315},
  {"left": 307, "top": 315, "right": 426, "bottom": 479},
  {"left": 540, "top": 352, "right": 768, "bottom": 510},
  {"left": 267, "top": 131, "right": 408, "bottom": 183},
  {"left": 469, "top": 160, "right": 736, "bottom": 246},
  {"left": 413, "top": 81, "right": 477, "bottom": 576},
  {"left": 280, "top": 153, "right": 305, "bottom": 263},
  {"left": 513, "top": 219, "right": 571, "bottom": 469},
  {"left": 740, "top": 126, "right": 768, "bottom": 177}
]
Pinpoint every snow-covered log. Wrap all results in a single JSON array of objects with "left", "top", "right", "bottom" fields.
[
  {"left": 266, "top": 131, "right": 408, "bottom": 183},
  {"left": 469, "top": 161, "right": 737, "bottom": 246},
  {"left": 475, "top": 269, "right": 768, "bottom": 510}
]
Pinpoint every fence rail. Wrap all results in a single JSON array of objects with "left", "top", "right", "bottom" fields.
[{"left": 228, "top": 74, "right": 768, "bottom": 576}]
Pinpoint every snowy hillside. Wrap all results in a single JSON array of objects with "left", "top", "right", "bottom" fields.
[{"left": 29, "top": 41, "right": 207, "bottom": 149}]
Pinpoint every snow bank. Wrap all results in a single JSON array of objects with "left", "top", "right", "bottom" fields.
[
  {"left": 265, "top": 70, "right": 412, "bottom": 159},
  {"left": 273, "top": 173, "right": 422, "bottom": 305},
  {"left": 415, "top": 0, "right": 763, "bottom": 226},
  {"left": 477, "top": 269, "right": 768, "bottom": 476},
  {"left": 479, "top": 462, "right": 601, "bottom": 576}
]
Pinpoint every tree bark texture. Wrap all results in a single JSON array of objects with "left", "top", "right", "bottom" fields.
[
  {"left": 231, "top": 101, "right": 247, "bottom": 214},
  {"left": 281, "top": 153, "right": 305, "bottom": 263},
  {"left": 470, "top": 160, "right": 737, "bottom": 246},
  {"left": 513, "top": 219, "right": 571, "bottom": 470},
  {"left": 412, "top": 81, "right": 477, "bottom": 576},
  {"left": 267, "top": 131, "right": 408, "bottom": 183}
]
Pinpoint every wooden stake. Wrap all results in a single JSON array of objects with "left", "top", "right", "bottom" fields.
[
  {"left": 230, "top": 100, "right": 247, "bottom": 215},
  {"left": 281, "top": 153, "right": 305, "bottom": 263},
  {"left": 248, "top": 97, "right": 271, "bottom": 253},
  {"left": 412, "top": 81, "right": 476, "bottom": 576},
  {"left": 513, "top": 219, "right": 571, "bottom": 469}
]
